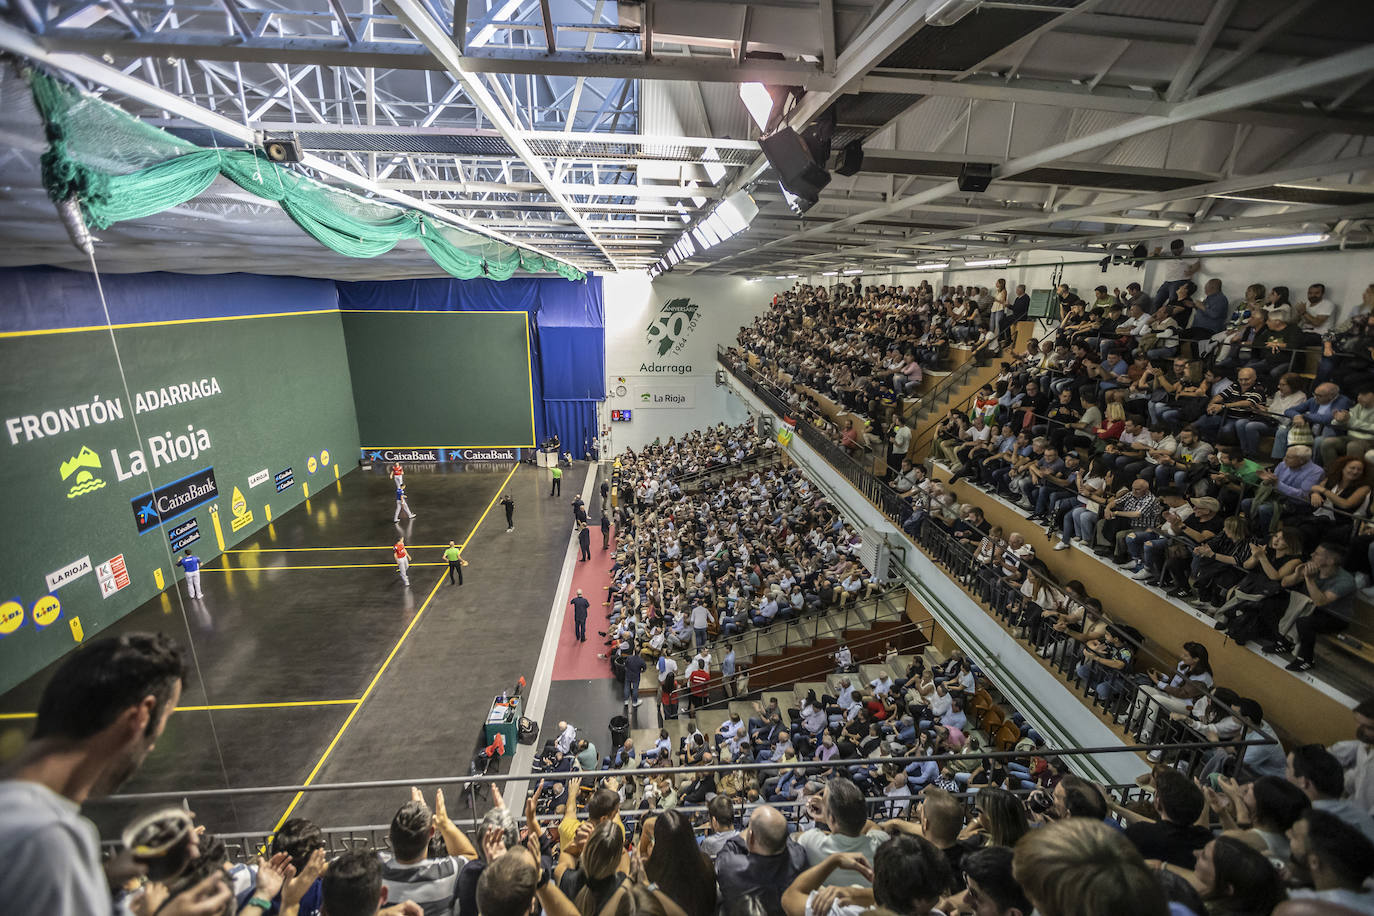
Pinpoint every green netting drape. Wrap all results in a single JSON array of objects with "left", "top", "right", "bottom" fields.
[{"left": 27, "top": 69, "right": 585, "bottom": 282}]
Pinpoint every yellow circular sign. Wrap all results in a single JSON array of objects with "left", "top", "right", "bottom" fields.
[
  {"left": 0, "top": 600, "right": 24, "bottom": 635},
  {"left": 307, "top": 456, "right": 318, "bottom": 474},
  {"left": 33, "top": 595, "right": 61, "bottom": 628},
  {"left": 320, "top": 449, "right": 330, "bottom": 466}
]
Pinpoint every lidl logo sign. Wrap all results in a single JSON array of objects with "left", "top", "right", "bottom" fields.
[
  {"left": 32, "top": 594, "right": 61, "bottom": 628},
  {"left": 645, "top": 298, "right": 700, "bottom": 357},
  {"left": 0, "top": 600, "right": 24, "bottom": 636},
  {"left": 61, "top": 445, "right": 106, "bottom": 499},
  {"left": 229, "top": 485, "right": 254, "bottom": 532}
]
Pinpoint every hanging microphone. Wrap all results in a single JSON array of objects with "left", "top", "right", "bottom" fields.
[{"left": 55, "top": 196, "right": 94, "bottom": 255}]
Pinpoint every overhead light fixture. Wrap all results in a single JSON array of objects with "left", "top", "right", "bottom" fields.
[
  {"left": 913, "top": 262, "right": 950, "bottom": 271},
  {"left": 1192, "top": 233, "right": 1329, "bottom": 252},
  {"left": 703, "top": 147, "right": 727, "bottom": 185},
  {"left": 822, "top": 270, "right": 838, "bottom": 277},
  {"left": 739, "top": 82, "right": 774, "bottom": 131},
  {"left": 774, "top": 275, "right": 787, "bottom": 280},
  {"left": 676, "top": 205, "right": 691, "bottom": 223},
  {"left": 787, "top": 274, "right": 800, "bottom": 279},
  {"left": 704, "top": 211, "right": 733, "bottom": 240},
  {"left": 719, "top": 191, "right": 759, "bottom": 234},
  {"left": 964, "top": 257, "right": 1010, "bottom": 267},
  {"left": 842, "top": 268, "right": 863, "bottom": 275},
  {"left": 925, "top": 0, "right": 983, "bottom": 27},
  {"left": 679, "top": 233, "right": 696, "bottom": 256}
]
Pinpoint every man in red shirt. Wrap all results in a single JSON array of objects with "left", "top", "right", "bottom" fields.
[
  {"left": 687, "top": 659, "right": 711, "bottom": 712},
  {"left": 394, "top": 538, "right": 410, "bottom": 587},
  {"left": 389, "top": 462, "right": 404, "bottom": 485}
]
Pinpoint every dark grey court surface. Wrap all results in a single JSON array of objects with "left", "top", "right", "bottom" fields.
[{"left": 0, "top": 460, "right": 579, "bottom": 838}]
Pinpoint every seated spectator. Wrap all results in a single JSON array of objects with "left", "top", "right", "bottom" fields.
[
  {"left": 794, "top": 777, "right": 890, "bottom": 887},
  {"left": 962, "top": 845, "right": 1032, "bottom": 916},
  {"left": 1284, "top": 808, "right": 1374, "bottom": 914},
  {"left": 1012, "top": 818, "right": 1169, "bottom": 916},
  {"left": 1287, "top": 744, "right": 1374, "bottom": 843},
  {"left": 715, "top": 804, "right": 807, "bottom": 916},
  {"left": 782, "top": 834, "right": 953, "bottom": 916},
  {"left": 643, "top": 809, "right": 716, "bottom": 916},
  {"left": 1190, "top": 836, "right": 1286, "bottom": 915},
  {"left": 1284, "top": 542, "right": 1358, "bottom": 673},
  {"left": 0, "top": 633, "right": 188, "bottom": 916},
  {"left": 1116, "top": 768, "right": 1212, "bottom": 869},
  {"left": 325, "top": 848, "right": 409, "bottom": 916}
]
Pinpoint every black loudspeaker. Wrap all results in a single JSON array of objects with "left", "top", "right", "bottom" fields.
[
  {"left": 263, "top": 135, "right": 304, "bottom": 163},
  {"left": 760, "top": 125, "right": 831, "bottom": 211},
  {"left": 834, "top": 139, "right": 864, "bottom": 177},
  {"left": 957, "top": 162, "right": 994, "bottom": 192}
]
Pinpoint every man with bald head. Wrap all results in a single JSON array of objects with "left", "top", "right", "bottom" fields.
[{"left": 716, "top": 804, "right": 809, "bottom": 916}]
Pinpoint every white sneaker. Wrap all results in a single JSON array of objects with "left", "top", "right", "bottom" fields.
[
  {"left": 1130, "top": 567, "right": 1152, "bottom": 580},
  {"left": 633, "top": 699, "right": 642, "bottom": 707},
  {"left": 1147, "top": 749, "right": 1163, "bottom": 762},
  {"left": 1053, "top": 542, "right": 1069, "bottom": 551}
]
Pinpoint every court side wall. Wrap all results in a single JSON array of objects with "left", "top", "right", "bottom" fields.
[
  {"left": 602, "top": 272, "right": 792, "bottom": 450},
  {"left": 0, "top": 268, "right": 360, "bottom": 694}
]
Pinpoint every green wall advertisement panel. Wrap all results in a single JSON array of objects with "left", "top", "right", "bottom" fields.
[
  {"left": 341, "top": 311, "right": 537, "bottom": 448},
  {"left": 0, "top": 312, "right": 359, "bottom": 693}
]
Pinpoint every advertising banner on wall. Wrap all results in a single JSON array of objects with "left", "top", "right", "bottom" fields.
[
  {"left": 627, "top": 382, "right": 694, "bottom": 409},
  {"left": 361, "top": 447, "right": 523, "bottom": 462}
]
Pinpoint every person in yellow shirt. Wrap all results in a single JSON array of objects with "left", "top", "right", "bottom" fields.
[{"left": 556, "top": 777, "right": 625, "bottom": 852}]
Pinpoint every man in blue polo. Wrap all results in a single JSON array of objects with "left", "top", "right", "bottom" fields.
[{"left": 175, "top": 549, "right": 202, "bottom": 599}]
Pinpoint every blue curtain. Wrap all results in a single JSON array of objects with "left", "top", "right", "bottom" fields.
[{"left": 335, "top": 276, "right": 604, "bottom": 448}]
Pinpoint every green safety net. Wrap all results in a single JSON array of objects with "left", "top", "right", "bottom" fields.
[{"left": 27, "top": 69, "right": 586, "bottom": 282}]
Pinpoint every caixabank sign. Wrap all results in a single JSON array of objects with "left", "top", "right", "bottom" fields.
[
  {"left": 362, "top": 448, "right": 522, "bottom": 463},
  {"left": 130, "top": 466, "right": 219, "bottom": 535}
]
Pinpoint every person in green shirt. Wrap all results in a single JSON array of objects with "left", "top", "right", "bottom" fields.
[
  {"left": 550, "top": 465, "right": 562, "bottom": 496},
  {"left": 1209, "top": 446, "right": 1262, "bottom": 516},
  {"left": 444, "top": 540, "right": 468, "bottom": 585}
]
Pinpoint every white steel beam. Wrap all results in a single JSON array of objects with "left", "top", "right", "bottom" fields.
[
  {"left": 701, "top": 44, "right": 1374, "bottom": 270},
  {"left": 0, "top": 20, "right": 589, "bottom": 273},
  {"left": 1164, "top": 0, "right": 1235, "bottom": 102},
  {"left": 383, "top": 0, "right": 620, "bottom": 268}
]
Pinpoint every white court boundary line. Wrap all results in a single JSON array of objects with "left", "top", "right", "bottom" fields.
[{"left": 505, "top": 460, "right": 600, "bottom": 800}]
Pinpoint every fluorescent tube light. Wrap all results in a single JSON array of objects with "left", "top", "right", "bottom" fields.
[
  {"left": 926, "top": 0, "right": 982, "bottom": 27},
  {"left": 1192, "top": 233, "right": 1330, "bottom": 253},
  {"left": 822, "top": 271, "right": 838, "bottom": 276},
  {"left": 842, "top": 268, "right": 863, "bottom": 275},
  {"left": 963, "top": 257, "right": 1010, "bottom": 267},
  {"left": 913, "top": 262, "right": 950, "bottom": 271},
  {"left": 703, "top": 147, "right": 727, "bottom": 185}
]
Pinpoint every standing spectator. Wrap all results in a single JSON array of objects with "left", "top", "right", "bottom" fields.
[
  {"left": 699, "top": 796, "right": 739, "bottom": 861},
  {"left": 327, "top": 848, "right": 421, "bottom": 916},
  {"left": 569, "top": 590, "right": 589, "bottom": 643},
  {"left": 0, "top": 634, "right": 187, "bottom": 916},
  {"left": 1151, "top": 238, "right": 1201, "bottom": 309},
  {"left": 501, "top": 493, "right": 515, "bottom": 532},
  {"left": 600, "top": 509, "right": 611, "bottom": 549},
  {"left": 687, "top": 658, "right": 711, "bottom": 712},
  {"left": 623, "top": 646, "right": 646, "bottom": 708}
]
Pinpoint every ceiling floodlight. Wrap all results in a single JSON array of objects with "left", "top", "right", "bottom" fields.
[
  {"left": 964, "top": 257, "right": 1011, "bottom": 267},
  {"left": 704, "top": 210, "right": 733, "bottom": 240},
  {"left": 740, "top": 82, "right": 774, "bottom": 131},
  {"left": 1192, "top": 233, "right": 1330, "bottom": 253},
  {"left": 696, "top": 220, "right": 721, "bottom": 247},
  {"left": 842, "top": 268, "right": 863, "bottom": 275},
  {"left": 913, "top": 262, "right": 950, "bottom": 271},
  {"left": 679, "top": 233, "right": 696, "bottom": 256},
  {"left": 822, "top": 270, "right": 839, "bottom": 276},
  {"left": 703, "top": 147, "right": 727, "bottom": 185}
]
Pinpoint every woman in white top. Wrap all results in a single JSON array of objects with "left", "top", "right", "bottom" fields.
[{"left": 1134, "top": 641, "right": 1215, "bottom": 747}]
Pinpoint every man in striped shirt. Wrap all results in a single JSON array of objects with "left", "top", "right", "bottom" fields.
[{"left": 380, "top": 788, "right": 476, "bottom": 916}]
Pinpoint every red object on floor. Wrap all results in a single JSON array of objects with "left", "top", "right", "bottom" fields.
[{"left": 551, "top": 529, "right": 618, "bottom": 681}]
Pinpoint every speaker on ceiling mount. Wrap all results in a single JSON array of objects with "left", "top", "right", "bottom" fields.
[
  {"left": 834, "top": 139, "right": 864, "bottom": 177},
  {"left": 957, "top": 162, "right": 994, "bottom": 193},
  {"left": 759, "top": 125, "right": 831, "bottom": 215},
  {"left": 262, "top": 134, "right": 304, "bottom": 163}
]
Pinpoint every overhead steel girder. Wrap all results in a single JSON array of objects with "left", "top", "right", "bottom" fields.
[
  {"left": 0, "top": 20, "right": 591, "bottom": 273},
  {"left": 35, "top": 30, "right": 836, "bottom": 86},
  {"left": 853, "top": 73, "right": 1374, "bottom": 136},
  {"left": 383, "top": 0, "right": 619, "bottom": 269},
  {"left": 701, "top": 43, "right": 1374, "bottom": 271}
]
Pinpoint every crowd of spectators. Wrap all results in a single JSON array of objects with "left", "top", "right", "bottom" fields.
[
  {"left": 734, "top": 280, "right": 1030, "bottom": 459},
  {"left": 924, "top": 276, "right": 1374, "bottom": 674},
  {"left": 4, "top": 633, "right": 1373, "bottom": 916},
  {"left": 597, "top": 424, "right": 888, "bottom": 711}
]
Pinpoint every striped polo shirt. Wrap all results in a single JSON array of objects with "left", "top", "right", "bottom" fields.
[{"left": 380, "top": 853, "right": 468, "bottom": 916}]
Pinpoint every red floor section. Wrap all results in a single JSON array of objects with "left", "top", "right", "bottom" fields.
[{"left": 550, "top": 527, "right": 617, "bottom": 681}]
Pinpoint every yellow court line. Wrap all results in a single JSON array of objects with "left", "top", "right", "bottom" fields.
[
  {"left": 203, "top": 563, "right": 449, "bottom": 572},
  {"left": 0, "top": 699, "right": 361, "bottom": 720},
  {"left": 226, "top": 545, "right": 452, "bottom": 552},
  {"left": 0, "top": 308, "right": 339, "bottom": 338},
  {"left": 269, "top": 462, "right": 519, "bottom": 833}
]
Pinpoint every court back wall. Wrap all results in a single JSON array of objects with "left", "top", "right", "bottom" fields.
[
  {"left": 340, "top": 311, "right": 536, "bottom": 448},
  {"left": 0, "top": 271, "right": 360, "bottom": 694}
]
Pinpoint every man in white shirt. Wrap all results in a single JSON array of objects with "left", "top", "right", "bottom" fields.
[
  {"left": 1296, "top": 283, "right": 1337, "bottom": 336},
  {"left": 869, "top": 673, "right": 893, "bottom": 698},
  {"left": 792, "top": 778, "right": 891, "bottom": 888},
  {"left": 0, "top": 634, "right": 209, "bottom": 916},
  {"left": 555, "top": 720, "right": 578, "bottom": 755},
  {"left": 1151, "top": 238, "right": 1201, "bottom": 309},
  {"left": 1331, "top": 699, "right": 1374, "bottom": 815}
]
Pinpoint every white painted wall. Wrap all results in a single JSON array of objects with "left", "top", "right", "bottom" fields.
[
  {"left": 853, "top": 246, "right": 1374, "bottom": 328},
  {"left": 601, "top": 271, "right": 791, "bottom": 449}
]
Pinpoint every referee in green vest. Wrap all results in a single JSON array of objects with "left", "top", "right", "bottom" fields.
[
  {"left": 444, "top": 540, "right": 468, "bottom": 585},
  {"left": 550, "top": 465, "right": 562, "bottom": 497}
]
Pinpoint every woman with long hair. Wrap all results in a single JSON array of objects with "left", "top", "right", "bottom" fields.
[
  {"left": 1191, "top": 836, "right": 1286, "bottom": 915},
  {"left": 972, "top": 786, "right": 1030, "bottom": 848},
  {"left": 643, "top": 809, "right": 717, "bottom": 916},
  {"left": 572, "top": 821, "right": 632, "bottom": 916}
]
